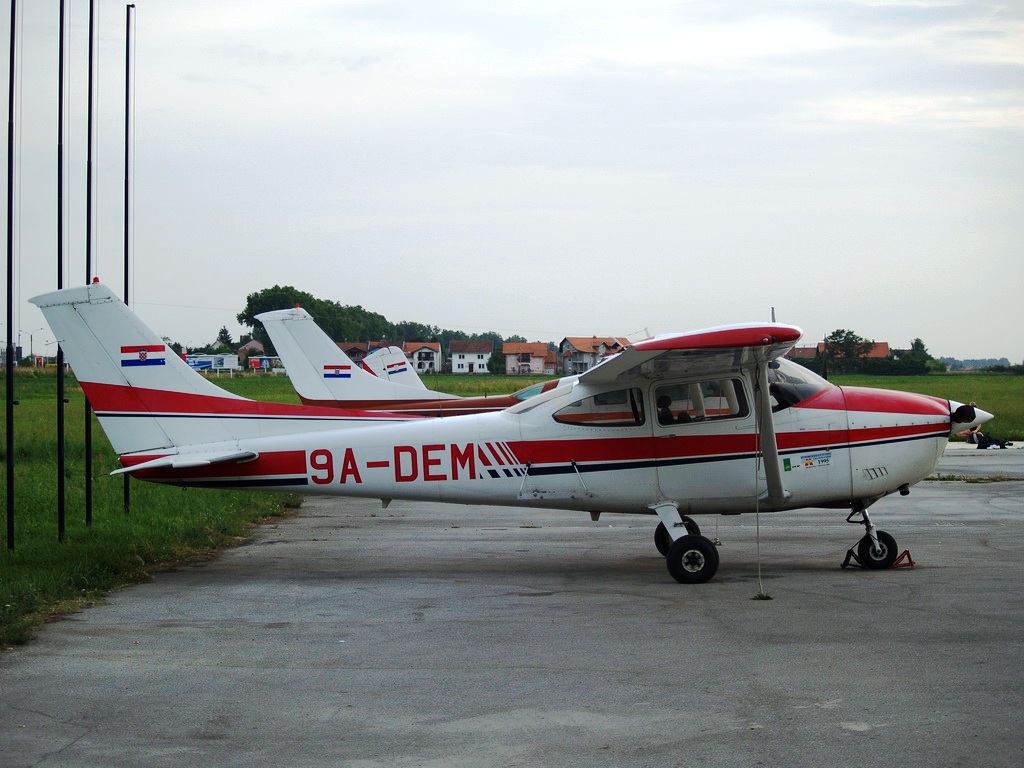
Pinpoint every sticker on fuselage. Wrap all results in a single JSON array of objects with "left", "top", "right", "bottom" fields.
[{"left": 783, "top": 450, "right": 831, "bottom": 472}]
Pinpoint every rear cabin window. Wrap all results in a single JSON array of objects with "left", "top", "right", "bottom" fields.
[
  {"left": 553, "top": 388, "right": 646, "bottom": 427},
  {"left": 654, "top": 378, "right": 748, "bottom": 426}
]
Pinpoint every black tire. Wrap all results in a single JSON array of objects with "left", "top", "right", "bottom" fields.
[
  {"left": 654, "top": 518, "right": 702, "bottom": 557},
  {"left": 666, "top": 534, "right": 720, "bottom": 584},
  {"left": 857, "top": 530, "right": 898, "bottom": 569},
  {"left": 654, "top": 522, "right": 672, "bottom": 556}
]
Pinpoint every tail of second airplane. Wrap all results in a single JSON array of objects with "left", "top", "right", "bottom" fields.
[
  {"left": 31, "top": 282, "right": 409, "bottom": 459},
  {"left": 362, "top": 345, "right": 427, "bottom": 389},
  {"left": 256, "top": 307, "right": 460, "bottom": 408}
]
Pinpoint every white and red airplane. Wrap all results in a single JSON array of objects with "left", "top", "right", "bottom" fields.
[
  {"left": 32, "top": 281, "right": 992, "bottom": 584},
  {"left": 257, "top": 305, "right": 567, "bottom": 416}
]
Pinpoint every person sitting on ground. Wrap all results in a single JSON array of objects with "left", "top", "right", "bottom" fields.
[{"left": 958, "top": 425, "right": 1013, "bottom": 449}]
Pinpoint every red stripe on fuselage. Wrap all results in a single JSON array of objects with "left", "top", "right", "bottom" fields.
[
  {"left": 514, "top": 434, "right": 756, "bottom": 465},
  {"left": 120, "top": 449, "right": 307, "bottom": 481},
  {"left": 82, "top": 382, "right": 419, "bottom": 420},
  {"left": 516, "top": 421, "right": 943, "bottom": 467},
  {"left": 297, "top": 394, "right": 519, "bottom": 416}
]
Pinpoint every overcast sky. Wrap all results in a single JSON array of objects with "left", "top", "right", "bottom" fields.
[{"left": 5, "top": 1, "right": 1023, "bottom": 361}]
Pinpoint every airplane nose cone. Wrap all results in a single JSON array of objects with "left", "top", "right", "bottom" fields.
[{"left": 949, "top": 400, "right": 994, "bottom": 434}]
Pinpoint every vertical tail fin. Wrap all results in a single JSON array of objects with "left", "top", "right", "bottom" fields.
[
  {"left": 363, "top": 345, "right": 427, "bottom": 390},
  {"left": 256, "top": 307, "right": 458, "bottom": 408},
  {"left": 31, "top": 282, "right": 250, "bottom": 454},
  {"left": 31, "top": 283, "right": 390, "bottom": 458}
]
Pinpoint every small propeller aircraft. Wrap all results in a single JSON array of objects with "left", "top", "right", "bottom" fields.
[
  {"left": 257, "top": 306, "right": 567, "bottom": 416},
  {"left": 32, "top": 281, "right": 993, "bottom": 584}
]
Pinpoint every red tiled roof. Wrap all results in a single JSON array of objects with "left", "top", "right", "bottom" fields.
[
  {"left": 450, "top": 340, "right": 493, "bottom": 354},
  {"left": 787, "top": 341, "right": 890, "bottom": 359},
  {"left": 562, "top": 336, "right": 630, "bottom": 353},
  {"left": 502, "top": 342, "right": 548, "bottom": 356},
  {"left": 403, "top": 342, "right": 440, "bottom": 354},
  {"left": 338, "top": 342, "right": 369, "bottom": 354}
]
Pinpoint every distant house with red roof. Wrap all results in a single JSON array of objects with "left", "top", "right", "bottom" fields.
[
  {"left": 236, "top": 338, "right": 264, "bottom": 357},
  {"left": 787, "top": 341, "right": 891, "bottom": 360},
  {"left": 450, "top": 340, "right": 493, "bottom": 374},
  {"left": 503, "top": 342, "right": 553, "bottom": 375},
  {"left": 403, "top": 341, "right": 441, "bottom": 373},
  {"left": 336, "top": 342, "right": 371, "bottom": 363},
  {"left": 559, "top": 336, "right": 630, "bottom": 374}
]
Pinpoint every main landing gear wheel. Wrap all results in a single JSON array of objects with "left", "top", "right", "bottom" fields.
[
  {"left": 666, "top": 534, "right": 719, "bottom": 584},
  {"left": 856, "top": 530, "right": 898, "bottom": 569},
  {"left": 654, "top": 518, "right": 701, "bottom": 557}
]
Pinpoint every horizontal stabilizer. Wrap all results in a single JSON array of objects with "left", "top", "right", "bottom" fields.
[{"left": 111, "top": 450, "right": 259, "bottom": 475}]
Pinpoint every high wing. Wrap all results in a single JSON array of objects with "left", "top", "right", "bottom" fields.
[
  {"left": 256, "top": 307, "right": 459, "bottom": 408},
  {"left": 579, "top": 324, "right": 803, "bottom": 385}
]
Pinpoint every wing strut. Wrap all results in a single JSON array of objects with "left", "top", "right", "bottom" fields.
[{"left": 754, "top": 361, "right": 790, "bottom": 507}]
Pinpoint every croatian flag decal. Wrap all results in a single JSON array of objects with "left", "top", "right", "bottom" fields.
[
  {"left": 121, "top": 344, "right": 166, "bottom": 367},
  {"left": 324, "top": 364, "right": 352, "bottom": 379},
  {"left": 385, "top": 361, "right": 407, "bottom": 376}
]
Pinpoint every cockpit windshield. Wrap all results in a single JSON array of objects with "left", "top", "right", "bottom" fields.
[
  {"left": 767, "top": 358, "right": 833, "bottom": 410},
  {"left": 512, "top": 382, "right": 549, "bottom": 402}
]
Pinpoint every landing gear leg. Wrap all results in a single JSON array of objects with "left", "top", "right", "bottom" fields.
[
  {"left": 845, "top": 504, "right": 898, "bottom": 569},
  {"left": 654, "top": 517, "right": 700, "bottom": 556}
]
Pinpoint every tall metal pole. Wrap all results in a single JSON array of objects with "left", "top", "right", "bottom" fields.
[
  {"left": 5, "top": 0, "right": 17, "bottom": 551},
  {"left": 84, "top": 0, "right": 96, "bottom": 526},
  {"left": 57, "top": 0, "right": 67, "bottom": 540},
  {"left": 122, "top": 4, "right": 135, "bottom": 515}
]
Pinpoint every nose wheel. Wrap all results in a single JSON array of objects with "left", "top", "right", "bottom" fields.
[
  {"left": 856, "top": 530, "right": 898, "bottom": 569},
  {"left": 845, "top": 505, "right": 899, "bottom": 569}
]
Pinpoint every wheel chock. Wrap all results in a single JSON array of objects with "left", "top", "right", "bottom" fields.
[
  {"left": 841, "top": 548, "right": 916, "bottom": 570},
  {"left": 891, "top": 549, "right": 916, "bottom": 568},
  {"left": 840, "top": 548, "right": 863, "bottom": 569}
]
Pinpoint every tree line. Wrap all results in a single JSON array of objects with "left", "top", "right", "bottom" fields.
[
  {"left": 187, "top": 291, "right": 1022, "bottom": 378},
  {"left": 794, "top": 329, "right": 945, "bottom": 376},
  {"left": 232, "top": 285, "right": 527, "bottom": 358}
]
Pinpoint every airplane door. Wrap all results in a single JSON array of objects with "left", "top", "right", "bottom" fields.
[
  {"left": 652, "top": 377, "right": 759, "bottom": 513},
  {"left": 520, "top": 385, "right": 658, "bottom": 510}
]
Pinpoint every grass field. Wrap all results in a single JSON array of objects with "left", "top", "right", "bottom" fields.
[
  {"left": 0, "top": 370, "right": 302, "bottom": 647},
  {"left": 1, "top": 368, "right": 1019, "bottom": 646}
]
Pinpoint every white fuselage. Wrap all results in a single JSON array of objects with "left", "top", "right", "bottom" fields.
[{"left": 124, "top": 374, "right": 952, "bottom": 519}]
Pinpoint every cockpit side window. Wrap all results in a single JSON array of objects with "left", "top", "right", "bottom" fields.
[
  {"left": 553, "top": 387, "right": 646, "bottom": 427},
  {"left": 654, "top": 378, "right": 748, "bottom": 425}
]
